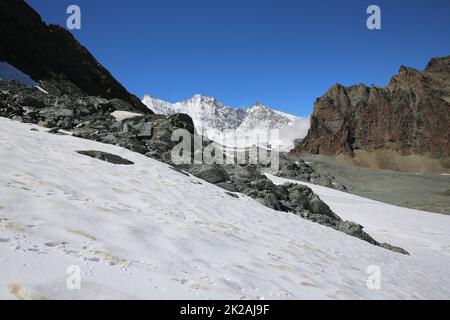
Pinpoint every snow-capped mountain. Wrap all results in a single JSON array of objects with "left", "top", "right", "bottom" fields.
[
  {"left": 239, "top": 102, "right": 297, "bottom": 130},
  {"left": 142, "top": 94, "right": 310, "bottom": 150}
]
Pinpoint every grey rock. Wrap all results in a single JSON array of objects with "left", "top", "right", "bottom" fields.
[
  {"left": 187, "top": 165, "right": 229, "bottom": 184},
  {"left": 225, "top": 192, "right": 239, "bottom": 199},
  {"left": 121, "top": 119, "right": 153, "bottom": 138},
  {"left": 215, "top": 182, "right": 238, "bottom": 192},
  {"left": 276, "top": 153, "right": 347, "bottom": 191},
  {"left": 14, "top": 95, "right": 45, "bottom": 108},
  {"left": 76, "top": 150, "right": 134, "bottom": 165}
]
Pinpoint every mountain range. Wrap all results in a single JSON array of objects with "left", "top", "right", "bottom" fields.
[{"left": 143, "top": 94, "right": 310, "bottom": 150}]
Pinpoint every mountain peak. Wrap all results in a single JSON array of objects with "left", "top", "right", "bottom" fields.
[
  {"left": 142, "top": 94, "right": 165, "bottom": 102},
  {"left": 248, "top": 102, "right": 269, "bottom": 111},
  {"left": 187, "top": 94, "right": 217, "bottom": 104}
]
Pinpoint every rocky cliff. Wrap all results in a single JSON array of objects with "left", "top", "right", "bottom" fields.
[
  {"left": 292, "top": 56, "right": 450, "bottom": 158},
  {"left": 0, "top": 0, "right": 149, "bottom": 114}
]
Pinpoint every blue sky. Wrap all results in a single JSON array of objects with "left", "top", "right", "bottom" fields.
[{"left": 26, "top": 0, "right": 450, "bottom": 116}]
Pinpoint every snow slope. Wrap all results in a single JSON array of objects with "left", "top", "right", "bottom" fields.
[
  {"left": 267, "top": 174, "right": 450, "bottom": 295},
  {"left": 142, "top": 94, "right": 310, "bottom": 151},
  {"left": 1, "top": 117, "right": 450, "bottom": 300}
]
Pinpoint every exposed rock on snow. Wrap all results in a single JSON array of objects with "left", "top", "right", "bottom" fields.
[{"left": 76, "top": 151, "right": 134, "bottom": 165}]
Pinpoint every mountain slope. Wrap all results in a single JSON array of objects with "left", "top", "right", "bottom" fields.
[
  {"left": 0, "top": 0, "right": 149, "bottom": 113},
  {"left": 1, "top": 117, "right": 450, "bottom": 299},
  {"left": 292, "top": 56, "right": 450, "bottom": 159},
  {"left": 143, "top": 94, "right": 309, "bottom": 150}
]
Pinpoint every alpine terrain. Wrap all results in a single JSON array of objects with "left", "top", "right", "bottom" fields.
[{"left": 0, "top": 0, "right": 449, "bottom": 301}]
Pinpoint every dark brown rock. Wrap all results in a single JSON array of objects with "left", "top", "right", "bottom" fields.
[{"left": 292, "top": 56, "right": 450, "bottom": 158}]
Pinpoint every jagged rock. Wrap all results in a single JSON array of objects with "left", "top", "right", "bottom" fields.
[
  {"left": 215, "top": 182, "right": 238, "bottom": 192},
  {"left": 292, "top": 56, "right": 450, "bottom": 158},
  {"left": 168, "top": 113, "right": 196, "bottom": 134},
  {"left": 225, "top": 192, "right": 240, "bottom": 199},
  {"left": 119, "top": 118, "right": 153, "bottom": 138},
  {"left": 13, "top": 95, "right": 45, "bottom": 108},
  {"left": 250, "top": 179, "right": 276, "bottom": 192},
  {"left": 186, "top": 165, "right": 229, "bottom": 184},
  {"left": 77, "top": 150, "right": 134, "bottom": 165}
]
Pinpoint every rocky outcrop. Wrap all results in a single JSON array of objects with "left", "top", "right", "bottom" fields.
[
  {"left": 0, "top": 0, "right": 149, "bottom": 113},
  {"left": 182, "top": 163, "right": 407, "bottom": 255},
  {"left": 276, "top": 153, "right": 347, "bottom": 191},
  {"left": 292, "top": 56, "right": 450, "bottom": 158},
  {"left": 0, "top": 81, "right": 141, "bottom": 130},
  {"left": 76, "top": 151, "right": 134, "bottom": 165}
]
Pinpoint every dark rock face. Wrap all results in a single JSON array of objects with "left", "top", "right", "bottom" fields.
[
  {"left": 292, "top": 56, "right": 450, "bottom": 158},
  {"left": 77, "top": 150, "right": 134, "bottom": 165},
  {"left": 0, "top": 0, "right": 149, "bottom": 114}
]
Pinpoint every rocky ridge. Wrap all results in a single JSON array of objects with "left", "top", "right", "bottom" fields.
[{"left": 292, "top": 56, "right": 450, "bottom": 158}]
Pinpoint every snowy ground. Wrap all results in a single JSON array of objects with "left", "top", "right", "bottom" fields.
[{"left": 1, "top": 117, "right": 450, "bottom": 300}]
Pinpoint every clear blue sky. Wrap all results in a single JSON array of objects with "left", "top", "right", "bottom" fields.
[{"left": 26, "top": 0, "right": 450, "bottom": 116}]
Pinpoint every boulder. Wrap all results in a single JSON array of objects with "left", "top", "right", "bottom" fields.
[{"left": 187, "top": 165, "right": 229, "bottom": 184}]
